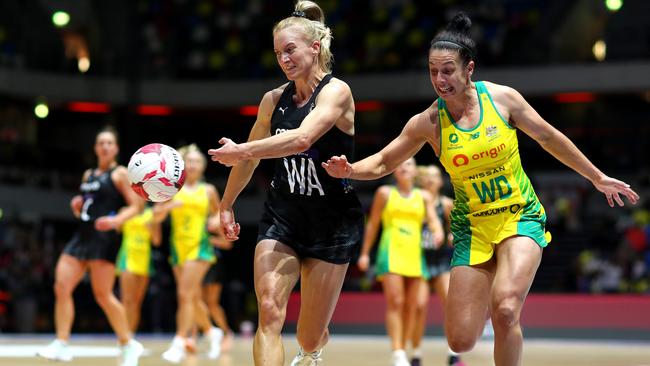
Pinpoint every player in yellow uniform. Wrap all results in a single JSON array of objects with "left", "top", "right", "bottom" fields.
[
  {"left": 117, "top": 203, "right": 161, "bottom": 333},
  {"left": 358, "top": 158, "right": 443, "bottom": 366},
  {"left": 324, "top": 12, "right": 638, "bottom": 366},
  {"left": 153, "top": 144, "right": 224, "bottom": 363}
]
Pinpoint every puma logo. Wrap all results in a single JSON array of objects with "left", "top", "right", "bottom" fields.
[{"left": 278, "top": 107, "right": 288, "bottom": 115}]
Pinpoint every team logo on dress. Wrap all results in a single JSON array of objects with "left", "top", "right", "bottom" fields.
[
  {"left": 308, "top": 102, "right": 315, "bottom": 113},
  {"left": 278, "top": 106, "right": 288, "bottom": 115},
  {"left": 449, "top": 133, "right": 459, "bottom": 143},
  {"left": 469, "top": 131, "right": 480, "bottom": 140},
  {"left": 486, "top": 125, "right": 498, "bottom": 137}
]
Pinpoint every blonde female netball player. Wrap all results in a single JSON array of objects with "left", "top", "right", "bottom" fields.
[
  {"left": 358, "top": 158, "right": 443, "bottom": 366},
  {"left": 154, "top": 144, "right": 223, "bottom": 363},
  {"left": 117, "top": 202, "right": 161, "bottom": 332}
]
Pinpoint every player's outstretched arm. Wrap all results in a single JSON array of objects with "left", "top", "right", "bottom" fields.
[
  {"left": 504, "top": 86, "right": 639, "bottom": 207},
  {"left": 323, "top": 112, "right": 431, "bottom": 180}
]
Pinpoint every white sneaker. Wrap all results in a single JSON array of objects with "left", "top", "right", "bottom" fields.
[
  {"left": 36, "top": 339, "right": 73, "bottom": 362},
  {"left": 392, "top": 349, "right": 411, "bottom": 366},
  {"left": 120, "top": 339, "right": 144, "bottom": 366},
  {"left": 207, "top": 327, "right": 224, "bottom": 359},
  {"left": 290, "top": 348, "right": 323, "bottom": 366},
  {"left": 162, "top": 336, "right": 186, "bottom": 364}
]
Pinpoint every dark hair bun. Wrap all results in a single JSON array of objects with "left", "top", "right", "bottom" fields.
[{"left": 446, "top": 12, "right": 472, "bottom": 35}]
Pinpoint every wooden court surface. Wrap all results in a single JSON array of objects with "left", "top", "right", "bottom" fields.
[{"left": 2, "top": 335, "right": 649, "bottom": 366}]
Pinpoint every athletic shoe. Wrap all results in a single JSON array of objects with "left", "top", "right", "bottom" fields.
[
  {"left": 36, "top": 339, "right": 73, "bottom": 362},
  {"left": 290, "top": 348, "right": 323, "bottom": 366},
  {"left": 120, "top": 339, "right": 144, "bottom": 366},
  {"left": 207, "top": 327, "right": 224, "bottom": 359},
  {"left": 162, "top": 336, "right": 186, "bottom": 364},
  {"left": 392, "top": 351, "right": 411, "bottom": 366},
  {"left": 449, "top": 355, "right": 466, "bottom": 366},
  {"left": 410, "top": 356, "right": 421, "bottom": 366}
]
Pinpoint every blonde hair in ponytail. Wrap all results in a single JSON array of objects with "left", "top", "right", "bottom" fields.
[
  {"left": 273, "top": 1, "right": 333, "bottom": 74},
  {"left": 177, "top": 143, "right": 206, "bottom": 168}
]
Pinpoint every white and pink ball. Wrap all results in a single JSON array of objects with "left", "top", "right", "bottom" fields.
[{"left": 127, "top": 143, "right": 186, "bottom": 202}]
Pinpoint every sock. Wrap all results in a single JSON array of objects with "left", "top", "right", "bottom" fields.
[
  {"left": 412, "top": 348, "right": 422, "bottom": 358},
  {"left": 448, "top": 347, "right": 459, "bottom": 356},
  {"left": 393, "top": 349, "right": 407, "bottom": 360}
]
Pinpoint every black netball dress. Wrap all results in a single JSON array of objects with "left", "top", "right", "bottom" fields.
[
  {"left": 257, "top": 74, "right": 364, "bottom": 264},
  {"left": 63, "top": 167, "right": 125, "bottom": 262}
]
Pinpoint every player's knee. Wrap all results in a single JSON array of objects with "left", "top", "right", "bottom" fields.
[
  {"left": 53, "top": 280, "right": 73, "bottom": 298},
  {"left": 491, "top": 296, "right": 522, "bottom": 330},
  {"left": 176, "top": 287, "right": 195, "bottom": 304},
  {"left": 257, "top": 297, "right": 284, "bottom": 330},
  {"left": 386, "top": 294, "right": 405, "bottom": 310},
  {"left": 93, "top": 290, "right": 114, "bottom": 308},
  {"left": 447, "top": 332, "right": 477, "bottom": 353},
  {"left": 297, "top": 331, "right": 326, "bottom": 353}
]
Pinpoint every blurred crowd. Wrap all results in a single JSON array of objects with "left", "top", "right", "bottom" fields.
[{"left": 1, "top": 0, "right": 649, "bottom": 78}]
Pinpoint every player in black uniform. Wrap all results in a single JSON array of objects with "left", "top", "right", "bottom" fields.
[
  {"left": 208, "top": 2, "right": 363, "bottom": 365},
  {"left": 37, "top": 126, "right": 144, "bottom": 366}
]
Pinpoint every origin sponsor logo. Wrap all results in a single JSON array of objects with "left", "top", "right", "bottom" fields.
[{"left": 452, "top": 143, "right": 506, "bottom": 167}]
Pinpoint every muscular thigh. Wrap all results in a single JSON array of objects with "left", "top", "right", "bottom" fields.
[
  {"left": 55, "top": 254, "right": 87, "bottom": 290},
  {"left": 297, "top": 258, "right": 348, "bottom": 332},
  {"left": 254, "top": 240, "right": 300, "bottom": 304},
  {"left": 491, "top": 235, "right": 542, "bottom": 305},
  {"left": 445, "top": 262, "right": 493, "bottom": 335}
]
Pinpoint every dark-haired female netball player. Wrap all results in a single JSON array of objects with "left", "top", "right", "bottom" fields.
[
  {"left": 37, "top": 126, "right": 144, "bottom": 366},
  {"left": 323, "top": 12, "right": 638, "bottom": 366}
]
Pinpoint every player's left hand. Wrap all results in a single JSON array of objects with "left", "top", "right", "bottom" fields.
[
  {"left": 593, "top": 175, "right": 639, "bottom": 207},
  {"left": 432, "top": 230, "right": 445, "bottom": 249},
  {"left": 208, "top": 138, "right": 245, "bottom": 167},
  {"left": 95, "top": 215, "right": 120, "bottom": 231}
]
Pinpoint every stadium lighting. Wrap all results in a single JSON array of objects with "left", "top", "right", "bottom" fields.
[
  {"left": 605, "top": 0, "right": 623, "bottom": 12},
  {"left": 34, "top": 103, "right": 49, "bottom": 119},
  {"left": 52, "top": 11, "right": 70, "bottom": 28},
  {"left": 78, "top": 57, "right": 90, "bottom": 73},
  {"left": 592, "top": 40, "right": 607, "bottom": 61}
]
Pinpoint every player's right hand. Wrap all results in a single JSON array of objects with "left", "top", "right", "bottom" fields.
[
  {"left": 322, "top": 155, "right": 352, "bottom": 178},
  {"left": 357, "top": 254, "right": 370, "bottom": 272},
  {"left": 70, "top": 195, "right": 83, "bottom": 217},
  {"left": 220, "top": 207, "right": 240, "bottom": 240}
]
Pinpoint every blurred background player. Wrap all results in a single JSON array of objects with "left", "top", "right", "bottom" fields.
[
  {"left": 36, "top": 126, "right": 144, "bottom": 366},
  {"left": 117, "top": 201, "right": 162, "bottom": 333},
  {"left": 153, "top": 143, "right": 223, "bottom": 363},
  {"left": 357, "top": 158, "right": 443, "bottom": 366},
  {"left": 202, "top": 218, "right": 235, "bottom": 352},
  {"left": 411, "top": 164, "right": 464, "bottom": 366}
]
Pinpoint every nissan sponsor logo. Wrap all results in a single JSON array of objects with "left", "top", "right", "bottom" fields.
[{"left": 472, "top": 203, "right": 521, "bottom": 217}]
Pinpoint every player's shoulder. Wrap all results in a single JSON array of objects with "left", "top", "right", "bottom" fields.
[
  {"left": 481, "top": 81, "right": 520, "bottom": 101},
  {"left": 111, "top": 165, "right": 129, "bottom": 181},
  {"left": 264, "top": 82, "right": 290, "bottom": 104},
  {"left": 408, "top": 101, "right": 439, "bottom": 128},
  {"left": 325, "top": 76, "right": 351, "bottom": 94},
  {"left": 377, "top": 185, "right": 393, "bottom": 196},
  {"left": 203, "top": 182, "right": 217, "bottom": 193}
]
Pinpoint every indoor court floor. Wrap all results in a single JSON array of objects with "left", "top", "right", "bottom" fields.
[{"left": 1, "top": 334, "right": 649, "bottom": 366}]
